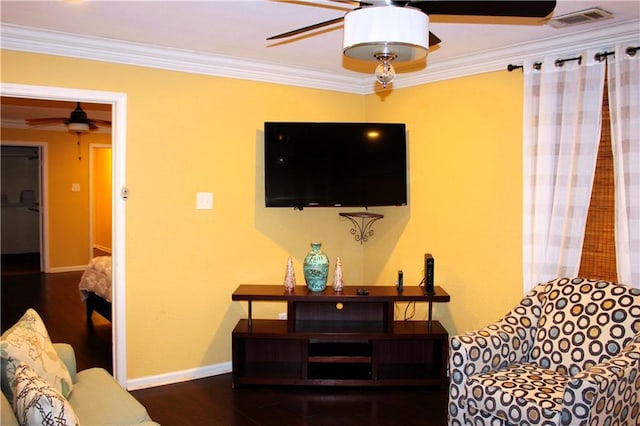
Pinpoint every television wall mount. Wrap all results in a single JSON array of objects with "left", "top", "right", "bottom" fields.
[{"left": 339, "top": 212, "right": 384, "bottom": 244}]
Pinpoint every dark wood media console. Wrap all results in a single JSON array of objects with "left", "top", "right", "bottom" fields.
[{"left": 231, "top": 284, "right": 450, "bottom": 387}]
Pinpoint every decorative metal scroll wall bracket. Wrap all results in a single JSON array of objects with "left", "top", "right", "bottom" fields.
[{"left": 339, "top": 212, "right": 384, "bottom": 244}]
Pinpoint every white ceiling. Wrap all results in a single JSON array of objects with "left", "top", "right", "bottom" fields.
[{"left": 1, "top": 0, "right": 639, "bottom": 95}]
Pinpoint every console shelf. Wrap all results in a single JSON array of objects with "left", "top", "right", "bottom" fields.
[{"left": 231, "top": 284, "right": 450, "bottom": 387}]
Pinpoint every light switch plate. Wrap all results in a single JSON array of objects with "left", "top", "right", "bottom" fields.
[
  {"left": 196, "top": 192, "right": 213, "bottom": 210},
  {"left": 71, "top": 183, "right": 80, "bottom": 192}
]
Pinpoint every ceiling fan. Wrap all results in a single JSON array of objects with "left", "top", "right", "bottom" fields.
[
  {"left": 25, "top": 102, "right": 111, "bottom": 160},
  {"left": 269, "top": 1, "right": 556, "bottom": 87},
  {"left": 25, "top": 102, "right": 111, "bottom": 133}
]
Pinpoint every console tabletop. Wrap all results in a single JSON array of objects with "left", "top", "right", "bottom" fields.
[{"left": 232, "top": 284, "right": 450, "bottom": 302}]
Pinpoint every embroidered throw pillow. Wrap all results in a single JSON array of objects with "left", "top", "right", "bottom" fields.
[
  {"left": 12, "top": 362, "right": 79, "bottom": 426},
  {"left": 0, "top": 309, "right": 73, "bottom": 401}
]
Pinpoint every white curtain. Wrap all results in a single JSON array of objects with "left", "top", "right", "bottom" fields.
[
  {"left": 608, "top": 44, "right": 640, "bottom": 288},
  {"left": 522, "top": 50, "right": 606, "bottom": 292}
]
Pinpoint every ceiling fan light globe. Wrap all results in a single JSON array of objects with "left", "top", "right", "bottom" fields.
[
  {"left": 343, "top": 6, "right": 428, "bottom": 62},
  {"left": 375, "top": 61, "right": 396, "bottom": 88},
  {"left": 67, "top": 122, "right": 90, "bottom": 133}
]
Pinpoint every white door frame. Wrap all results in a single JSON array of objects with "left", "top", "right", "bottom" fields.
[{"left": 1, "top": 83, "right": 128, "bottom": 387}]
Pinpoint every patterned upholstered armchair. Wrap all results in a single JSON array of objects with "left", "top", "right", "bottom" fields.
[{"left": 448, "top": 277, "right": 640, "bottom": 425}]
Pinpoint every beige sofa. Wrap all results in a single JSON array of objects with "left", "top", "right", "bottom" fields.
[
  {"left": 2, "top": 342, "right": 158, "bottom": 426},
  {"left": 2, "top": 308, "right": 158, "bottom": 425}
]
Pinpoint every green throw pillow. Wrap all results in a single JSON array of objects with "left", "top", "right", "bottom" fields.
[{"left": 0, "top": 309, "right": 73, "bottom": 402}]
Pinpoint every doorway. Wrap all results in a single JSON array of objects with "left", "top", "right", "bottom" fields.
[
  {"left": 1, "top": 83, "right": 128, "bottom": 387},
  {"left": 0, "top": 144, "right": 44, "bottom": 273}
]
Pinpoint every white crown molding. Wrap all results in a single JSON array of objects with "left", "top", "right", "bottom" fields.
[
  {"left": 0, "top": 24, "right": 369, "bottom": 95},
  {"left": 393, "top": 19, "right": 640, "bottom": 89},
  {"left": 2, "top": 20, "right": 638, "bottom": 94}
]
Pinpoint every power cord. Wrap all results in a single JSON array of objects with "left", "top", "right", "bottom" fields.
[{"left": 395, "top": 277, "right": 425, "bottom": 321}]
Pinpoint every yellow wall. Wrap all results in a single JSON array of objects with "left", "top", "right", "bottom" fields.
[
  {"left": 92, "top": 147, "right": 112, "bottom": 252},
  {"left": 1, "top": 127, "right": 112, "bottom": 268},
  {"left": 363, "top": 73, "right": 525, "bottom": 335},
  {"left": 1, "top": 49, "right": 526, "bottom": 380}
]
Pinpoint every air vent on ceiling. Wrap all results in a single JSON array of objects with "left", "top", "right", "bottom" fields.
[{"left": 548, "top": 7, "right": 613, "bottom": 29}]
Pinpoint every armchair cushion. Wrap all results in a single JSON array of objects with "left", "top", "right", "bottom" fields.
[
  {"left": 466, "top": 363, "right": 568, "bottom": 424},
  {"left": 68, "top": 367, "right": 154, "bottom": 425}
]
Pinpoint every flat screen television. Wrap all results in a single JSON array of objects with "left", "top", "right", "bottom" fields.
[{"left": 264, "top": 122, "right": 407, "bottom": 209}]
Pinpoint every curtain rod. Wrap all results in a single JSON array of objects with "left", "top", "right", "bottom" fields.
[{"left": 508, "top": 46, "right": 639, "bottom": 72}]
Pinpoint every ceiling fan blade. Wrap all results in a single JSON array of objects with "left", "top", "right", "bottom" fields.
[
  {"left": 88, "top": 119, "right": 112, "bottom": 127},
  {"left": 25, "top": 118, "right": 67, "bottom": 125},
  {"left": 267, "top": 16, "right": 344, "bottom": 40},
  {"left": 407, "top": 1, "right": 556, "bottom": 18},
  {"left": 429, "top": 31, "right": 441, "bottom": 47},
  {"left": 25, "top": 102, "right": 109, "bottom": 132},
  {"left": 329, "top": 0, "right": 372, "bottom": 5}
]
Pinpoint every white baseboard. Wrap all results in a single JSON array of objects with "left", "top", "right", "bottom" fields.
[
  {"left": 48, "top": 265, "right": 87, "bottom": 273},
  {"left": 125, "top": 361, "right": 232, "bottom": 391},
  {"left": 93, "top": 245, "right": 112, "bottom": 254}
]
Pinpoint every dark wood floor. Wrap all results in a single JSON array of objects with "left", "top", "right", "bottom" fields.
[
  {"left": 1, "top": 253, "right": 112, "bottom": 372},
  {"left": 133, "top": 375, "right": 449, "bottom": 425},
  {"left": 1, "top": 253, "right": 449, "bottom": 425}
]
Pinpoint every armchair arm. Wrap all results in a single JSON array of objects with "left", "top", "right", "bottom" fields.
[
  {"left": 53, "top": 343, "right": 78, "bottom": 383},
  {"left": 448, "top": 284, "right": 546, "bottom": 423},
  {"left": 560, "top": 333, "right": 640, "bottom": 426},
  {"left": 450, "top": 284, "right": 545, "bottom": 377}
]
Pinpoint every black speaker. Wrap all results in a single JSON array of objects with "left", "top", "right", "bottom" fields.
[{"left": 425, "top": 254, "right": 434, "bottom": 293}]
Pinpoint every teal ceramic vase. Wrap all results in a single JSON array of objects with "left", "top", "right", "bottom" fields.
[{"left": 303, "top": 243, "right": 329, "bottom": 292}]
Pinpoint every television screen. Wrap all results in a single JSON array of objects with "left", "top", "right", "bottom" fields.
[{"left": 264, "top": 122, "right": 407, "bottom": 208}]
